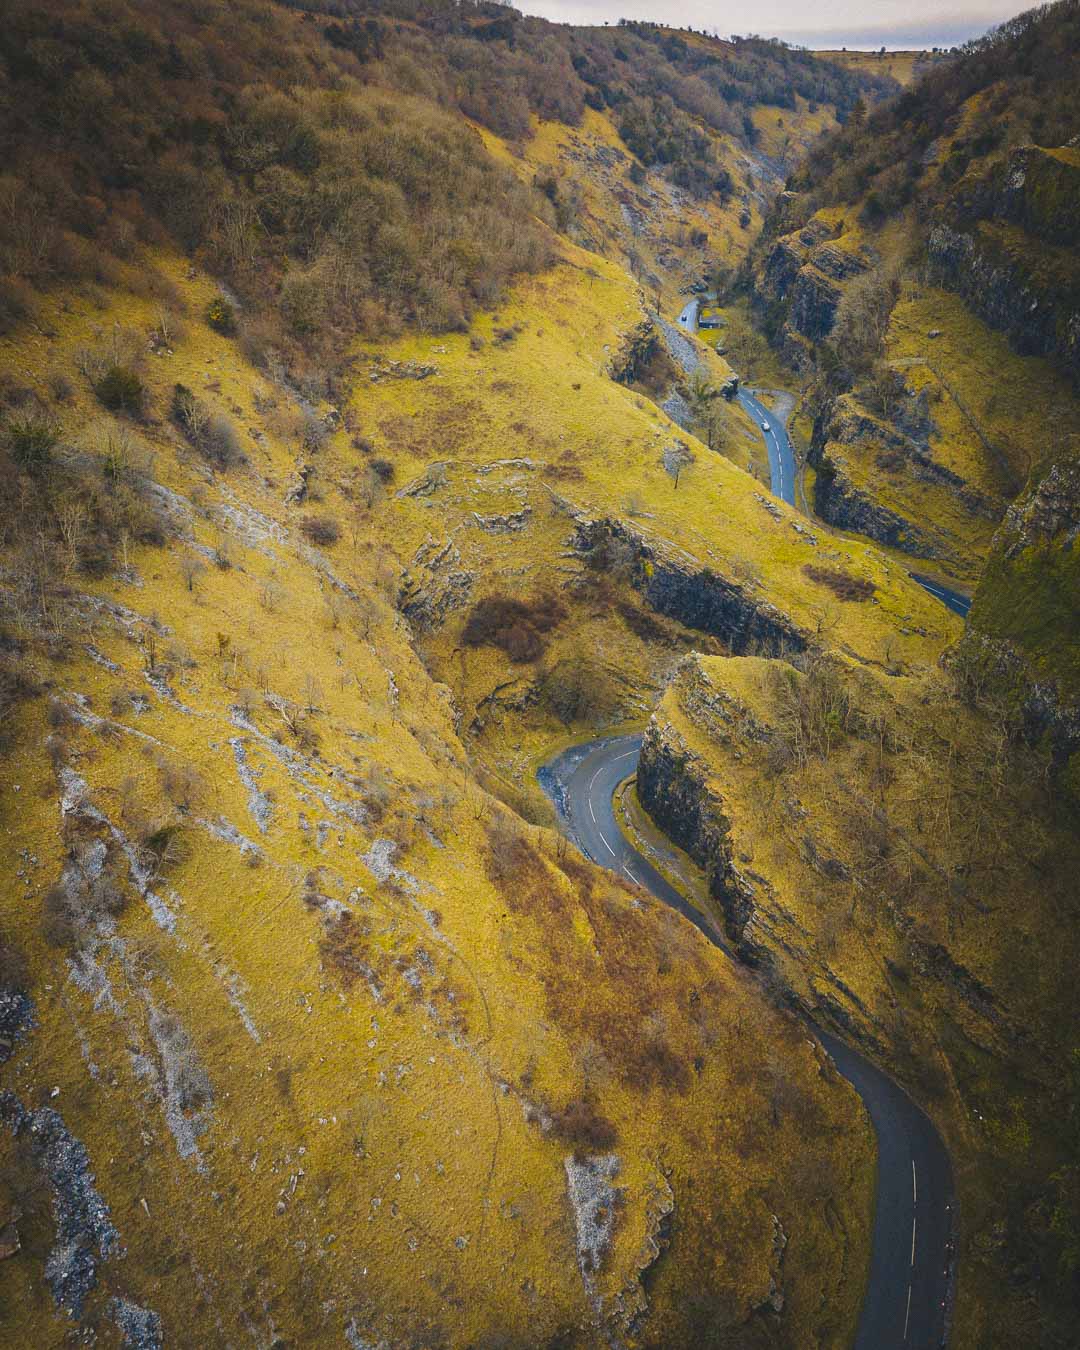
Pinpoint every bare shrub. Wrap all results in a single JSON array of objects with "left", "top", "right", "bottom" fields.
[
  {"left": 41, "top": 869, "right": 128, "bottom": 950},
  {"left": 179, "top": 555, "right": 205, "bottom": 593},
  {"left": 156, "top": 755, "right": 206, "bottom": 812},
  {"left": 300, "top": 515, "right": 340, "bottom": 546},
  {"left": 148, "top": 1007, "right": 212, "bottom": 1112},
  {"left": 170, "top": 384, "right": 243, "bottom": 468},
  {"left": 548, "top": 1098, "right": 618, "bottom": 1158},
  {"left": 141, "top": 825, "right": 191, "bottom": 879},
  {"left": 768, "top": 657, "right": 856, "bottom": 765}
]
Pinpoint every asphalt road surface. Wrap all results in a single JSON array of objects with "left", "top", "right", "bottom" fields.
[
  {"left": 737, "top": 388, "right": 797, "bottom": 507},
  {"left": 674, "top": 299, "right": 797, "bottom": 508},
  {"left": 540, "top": 734, "right": 956, "bottom": 1349},
  {"left": 677, "top": 296, "right": 700, "bottom": 330},
  {"left": 909, "top": 573, "right": 972, "bottom": 618}
]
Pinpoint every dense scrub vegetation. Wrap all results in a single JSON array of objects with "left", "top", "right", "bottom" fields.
[
  {"left": 462, "top": 592, "right": 567, "bottom": 662},
  {"left": 0, "top": 0, "right": 549, "bottom": 391},
  {"left": 0, "top": 0, "right": 890, "bottom": 394},
  {"left": 339, "top": 5, "right": 892, "bottom": 198},
  {"left": 788, "top": 0, "right": 1080, "bottom": 226}
]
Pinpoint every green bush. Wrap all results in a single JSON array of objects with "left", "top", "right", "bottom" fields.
[
  {"left": 94, "top": 365, "right": 145, "bottom": 415},
  {"left": 206, "top": 295, "right": 237, "bottom": 335},
  {"left": 4, "top": 413, "right": 59, "bottom": 473}
]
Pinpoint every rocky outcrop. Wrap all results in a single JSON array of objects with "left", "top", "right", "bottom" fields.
[
  {"left": 0, "top": 1094, "right": 119, "bottom": 1318},
  {"left": 927, "top": 144, "right": 1080, "bottom": 388},
  {"left": 997, "top": 144, "right": 1080, "bottom": 247},
  {"left": 398, "top": 536, "right": 474, "bottom": 633},
  {"left": 609, "top": 319, "right": 664, "bottom": 386},
  {"left": 760, "top": 237, "right": 806, "bottom": 303},
  {"left": 955, "top": 454, "right": 1080, "bottom": 758},
  {"left": 636, "top": 716, "right": 760, "bottom": 952},
  {"left": 806, "top": 391, "right": 995, "bottom": 556},
  {"left": 809, "top": 441, "right": 935, "bottom": 556},
  {"left": 927, "top": 222, "right": 1080, "bottom": 383},
  {"left": 757, "top": 224, "right": 872, "bottom": 353},
  {"left": 997, "top": 455, "right": 1080, "bottom": 558},
  {"left": 573, "top": 518, "right": 807, "bottom": 656},
  {"left": 786, "top": 266, "right": 843, "bottom": 342}
]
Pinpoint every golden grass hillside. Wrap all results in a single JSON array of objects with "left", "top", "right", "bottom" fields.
[
  {"left": 0, "top": 249, "right": 880, "bottom": 1347},
  {"left": 638, "top": 650, "right": 1080, "bottom": 1348}
]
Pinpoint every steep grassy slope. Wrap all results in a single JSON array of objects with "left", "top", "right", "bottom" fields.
[
  {"left": 0, "top": 4, "right": 902, "bottom": 1345},
  {"left": 356, "top": 237, "right": 957, "bottom": 806},
  {"left": 637, "top": 650, "right": 1080, "bottom": 1347},
  {"left": 0, "top": 249, "right": 880, "bottom": 1348}
]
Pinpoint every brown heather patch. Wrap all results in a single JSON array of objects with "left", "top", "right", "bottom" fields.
[
  {"left": 485, "top": 815, "right": 705, "bottom": 1095},
  {"left": 802, "top": 563, "right": 876, "bottom": 601}
]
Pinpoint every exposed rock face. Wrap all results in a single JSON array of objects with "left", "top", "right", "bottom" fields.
[
  {"left": 806, "top": 392, "right": 995, "bottom": 557},
  {"left": 636, "top": 655, "right": 1033, "bottom": 1061},
  {"left": 998, "top": 455, "right": 1080, "bottom": 558},
  {"left": 927, "top": 145, "right": 1080, "bottom": 386},
  {"left": 786, "top": 266, "right": 843, "bottom": 342},
  {"left": 958, "top": 453, "right": 1080, "bottom": 758},
  {"left": 757, "top": 222, "right": 873, "bottom": 357},
  {"left": 398, "top": 537, "right": 474, "bottom": 633},
  {"left": 926, "top": 223, "right": 1078, "bottom": 380},
  {"left": 994, "top": 143, "right": 1080, "bottom": 248},
  {"left": 0, "top": 989, "right": 34, "bottom": 1066},
  {"left": 760, "top": 237, "right": 806, "bottom": 302},
  {"left": 609, "top": 318, "right": 664, "bottom": 386},
  {"left": 0, "top": 1095, "right": 120, "bottom": 1318},
  {"left": 637, "top": 714, "right": 759, "bottom": 952},
  {"left": 573, "top": 518, "right": 807, "bottom": 656},
  {"left": 809, "top": 442, "right": 935, "bottom": 556}
]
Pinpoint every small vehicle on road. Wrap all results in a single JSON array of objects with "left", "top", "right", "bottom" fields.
[{"left": 760, "top": 419, "right": 769, "bottom": 431}]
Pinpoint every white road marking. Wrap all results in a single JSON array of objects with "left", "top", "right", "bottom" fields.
[
  {"left": 623, "top": 866, "right": 639, "bottom": 884},
  {"left": 587, "top": 791, "right": 615, "bottom": 855},
  {"left": 904, "top": 1283, "right": 913, "bottom": 1341},
  {"left": 912, "top": 1159, "right": 918, "bottom": 1204},
  {"left": 583, "top": 752, "right": 636, "bottom": 861}
]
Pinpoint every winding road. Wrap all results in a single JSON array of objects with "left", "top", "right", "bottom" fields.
[
  {"left": 675, "top": 299, "right": 971, "bottom": 620},
  {"left": 676, "top": 297, "right": 796, "bottom": 509},
  {"left": 737, "top": 387, "right": 797, "bottom": 507},
  {"left": 540, "top": 735, "right": 956, "bottom": 1349}
]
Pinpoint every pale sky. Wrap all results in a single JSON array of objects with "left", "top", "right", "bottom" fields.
[{"left": 518, "top": 0, "right": 1033, "bottom": 50}]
